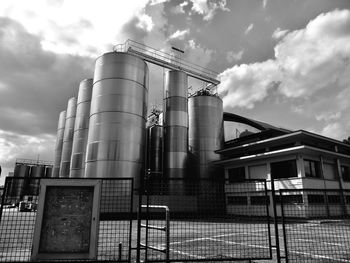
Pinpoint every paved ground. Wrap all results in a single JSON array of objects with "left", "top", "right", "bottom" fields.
[{"left": 1, "top": 208, "right": 350, "bottom": 262}]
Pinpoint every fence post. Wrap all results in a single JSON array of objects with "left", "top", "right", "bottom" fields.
[
  {"left": 280, "top": 189, "right": 288, "bottom": 263},
  {"left": 270, "top": 178, "right": 281, "bottom": 263}
]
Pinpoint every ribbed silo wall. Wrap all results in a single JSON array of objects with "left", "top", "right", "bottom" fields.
[
  {"left": 163, "top": 70, "right": 188, "bottom": 194},
  {"left": 85, "top": 52, "right": 148, "bottom": 187},
  {"left": 52, "top": 110, "right": 66, "bottom": 177},
  {"left": 59, "top": 97, "right": 77, "bottom": 177},
  {"left": 188, "top": 94, "right": 224, "bottom": 213},
  {"left": 70, "top": 79, "right": 93, "bottom": 178}
]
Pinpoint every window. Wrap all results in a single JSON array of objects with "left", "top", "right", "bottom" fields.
[
  {"left": 304, "top": 159, "right": 321, "bottom": 178},
  {"left": 271, "top": 160, "right": 297, "bottom": 179},
  {"left": 227, "top": 196, "right": 248, "bottom": 205},
  {"left": 308, "top": 194, "right": 325, "bottom": 204},
  {"left": 327, "top": 195, "right": 341, "bottom": 204},
  {"left": 251, "top": 196, "right": 270, "bottom": 205},
  {"left": 341, "top": 166, "right": 350, "bottom": 182},
  {"left": 276, "top": 194, "right": 303, "bottom": 204},
  {"left": 345, "top": 195, "right": 350, "bottom": 204},
  {"left": 323, "top": 163, "right": 337, "bottom": 180},
  {"left": 227, "top": 167, "right": 245, "bottom": 183}
]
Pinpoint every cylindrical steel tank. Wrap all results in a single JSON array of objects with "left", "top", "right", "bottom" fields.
[
  {"left": 30, "top": 165, "right": 46, "bottom": 177},
  {"left": 70, "top": 79, "right": 93, "bottom": 178},
  {"left": 44, "top": 166, "right": 53, "bottom": 178},
  {"left": 148, "top": 125, "right": 163, "bottom": 174},
  {"left": 85, "top": 52, "right": 148, "bottom": 185},
  {"left": 27, "top": 165, "right": 45, "bottom": 195},
  {"left": 9, "top": 164, "right": 30, "bottom": 203},
  {"left": 52, "top": 110, "right": 66, "bottom": 177},
  {"left": 163, "top": 70, "right": 188, "bottom": 194},
  {"left": 59, "top": 97, "right": 77, "bottom": 177},
  {"left": 188, "top": 94, "right": 224, "bottom": 179}
]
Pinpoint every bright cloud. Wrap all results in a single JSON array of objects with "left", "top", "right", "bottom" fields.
[
  {"left": 244, "top": 23, "right": 254, "bottom": 35},
  {"left": 168, "top": 29, "right": 190, "bottom": 40},
  {"left": 218, "top": 9, "right": 350, "bottom": 139},
  {"left": 219, "top": 9, "right": 350, "bottom": 107},
  {"left": 272, "top": 27, "right": 289, "bottom": 39},
  {"left": 0, "top": 0, "right": 150, "bottom": 56},
  {"left": 190, "top": 0, "right": 230, "bottom": 21}
]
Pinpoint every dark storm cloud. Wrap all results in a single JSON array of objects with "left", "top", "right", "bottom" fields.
[{"left": 0, "top": 17, "right": 94, "bottom": 136}]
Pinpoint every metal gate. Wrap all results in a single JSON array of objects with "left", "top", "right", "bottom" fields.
[{"left": 137, "top": 178, "right": 273, "bottom": 262}]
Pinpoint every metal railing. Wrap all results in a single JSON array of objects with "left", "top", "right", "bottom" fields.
[
  {"left": 139, "top": 205, "right": 170, "bottom": 263},
  {"left": 114, "top": 39, "right": 220, "bottom": 85}
]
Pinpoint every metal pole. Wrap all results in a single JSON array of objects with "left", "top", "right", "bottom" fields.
[
  {"left": 280, "top": 189, "right": 289, "bottom": 263},
  {"left": 270, "top": 178, "right": 281, "bottom": 262},
  {"left": 264, "top": 180, "right": 273, "bottom": 259}
]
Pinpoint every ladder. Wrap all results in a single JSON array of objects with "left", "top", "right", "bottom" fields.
[{"left": 139, "top": 205, "right": 170, "bottom": 262}]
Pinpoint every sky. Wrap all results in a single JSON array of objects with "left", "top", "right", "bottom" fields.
[{"left": 1, "top": 0, "right": 350, "bottom": 184}]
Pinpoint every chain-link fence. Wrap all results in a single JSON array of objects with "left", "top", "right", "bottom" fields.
[
  {"left": 280, "top": 188, "right": 350, "bottom": 263},
  {"left": 0, "top": 177, "right": 134, "bottom": 262}
]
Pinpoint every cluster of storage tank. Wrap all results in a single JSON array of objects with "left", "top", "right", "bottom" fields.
[
  {"left": 52, "top": 51, "right": 224, "bottom": 193},
  {"left": 7, "top": 161, "right": 53, "bottom": 204}
]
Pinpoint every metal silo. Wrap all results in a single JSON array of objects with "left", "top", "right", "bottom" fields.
[
  {"left": 70, "top": 79, "right": 93, "bottom": 178},
  {"left": 52, "top": 110, "right": 66, "bottom": 177},
  {"left": 163, "top": 70, "right": 188, "bottom": 194},
  {"left": 188, "top": 94, "right": 224, "bottom": 179},
  {"left": 59, "top": 97, "right": 77, "bottom": 177},
  {"left": 148, "top": 125, "right": 163, "bottom": 174},
  {"left": 188, "top": 94, "right": 224, "bottom": 213},
  {"left": 85, "top": 52, "right": 148, "bottom": 185}
]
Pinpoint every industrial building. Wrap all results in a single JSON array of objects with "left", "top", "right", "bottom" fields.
[{"left": 50, "top": 40, "right": 350, "bottom": 217}]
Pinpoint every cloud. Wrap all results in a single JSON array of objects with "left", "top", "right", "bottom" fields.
[
  {"left": 219, "top": 60, "right": 281, "bottom": 109},
  {"left": 244, "top": 23, "right": 254, "bottom": 35},
  {"left": 0, "top": 129, "right": 55, "bottom": 179},
  {"left": 226, "top": 50, "right": 244, "bottom": 63},
  {"left": 262, "top": 0, "right": 268, "bottom": 9},
  {"left": 218, "top": 9, "right": 350, "bottom": 111},
  {"left": 320, "top": 122, "right": 349, "bottom": 141},
  {"left": 272, "top": 27, "right": 289, "bottom": 39},
  {"left": 168, "top": 29, "right": 190, "bottom": 40},
  {"left": 0, "top": 0, "right": 150, "bottom": 56},
  {"left": 171, "top": 1, "right": 189, "bottom": 14},
  {"left": 136, "top": 12, "right": 154, "bottom": 32},
  {"left": 186, "top": 39, "right": 215, "bottom": 68},
  {"left": 189, "top": 0, "right": 230, "bottom": 21},
  {"left": 150, "top": 0, "right": 170, "bottom": 5},
  {"left": 0, "top": 17, "right": 94, "bottom": 179}
]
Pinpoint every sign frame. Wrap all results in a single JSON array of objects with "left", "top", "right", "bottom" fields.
[{"left": 31, "top": 179, "right": 101, "bottom": 261}]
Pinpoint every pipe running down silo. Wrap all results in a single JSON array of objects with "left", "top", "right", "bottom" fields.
[
  {"left": 85, "top": 52, "right": 148, "bottom": 184},
  {"left": 52, "top": 110, "right": 66, "bottom": 177},
  {"left": 163, "top": 70, "right": 188, "bottom": 194},
  {"left": 70, "top": 79, "right": 93, "bottom": 178},
  {"left": 59, "top": 97, "right": 77, "bottom": 178}
]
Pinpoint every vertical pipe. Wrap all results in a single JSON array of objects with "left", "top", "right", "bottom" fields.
[
  {"left": 59, "top": 97, "right": 77, "bottom": 178},
  {"left": 52, "top": 110, "right": 66, "bottom": 177},
  {"left": 163, "top": 70, "right": 188, "bottom": 194},
  {"left": 70, "top": 79, "right": 93, "bottom": 178}
]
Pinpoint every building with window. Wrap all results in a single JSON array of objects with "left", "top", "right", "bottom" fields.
[{"left": 215, "top": 112, "right": 350, "bottom": 218}]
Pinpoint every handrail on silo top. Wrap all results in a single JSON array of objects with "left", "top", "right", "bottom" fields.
[{"left": 139, "top": 205, "right": 170, "bottom": 262}]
